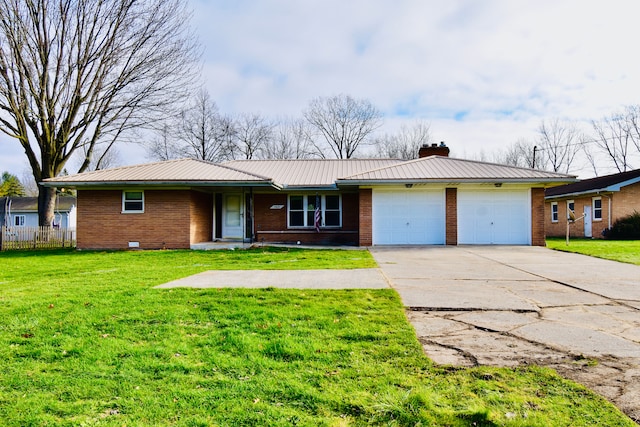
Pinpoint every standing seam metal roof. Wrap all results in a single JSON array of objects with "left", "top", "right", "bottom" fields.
[
  {"left": 43, "top": 158, "right": 272, "bottom": 184},
  {"left": 223, "top": 159, "right": 403, "bottom": 187},
  {"left": 338, "top": 156, "right": 577, "bottom": 181}
]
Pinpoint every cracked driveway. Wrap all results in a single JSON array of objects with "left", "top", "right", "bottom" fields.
[{"left": 370, "top": 246, "right": 640, "bottom": 422}]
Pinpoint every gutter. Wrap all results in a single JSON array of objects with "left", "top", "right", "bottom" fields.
[
  {"left": 337, "top": 178, "right": 576, "bottom": 186},
  {"left": 544, "top": 187, "right": 615, "bottom": 200},
  {"left": 40, "top": 180, "right": 280, "bottom": 190}
]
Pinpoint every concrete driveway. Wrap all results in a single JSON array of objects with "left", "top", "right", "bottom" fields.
[{"left": 370, "top": 245, "right": 640, "bottom": 422}]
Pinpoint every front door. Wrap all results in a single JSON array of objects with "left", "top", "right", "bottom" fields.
[
  {"left": 584, "top": 206, "right": 592, "bottom": 238},
  {"left": 223, "top": 194, "right": 243, "bottom": 239}
]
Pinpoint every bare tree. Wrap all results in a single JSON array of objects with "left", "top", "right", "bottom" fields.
[
  {"left": 173, "top": 90, "right": 235, "bottom": 162},
  {"left": 591, "top": 106, "right": 638, "bottom": 172},
  {"left": 263, "top": 118, "right": 317, "bottom": 159},
  {"left": 231, "top": 113, "right": 274, "bottom": 160},
  {"left": 537, "top": 119, "right": 581, "bottom": 173},
  {"left": 493, "top": 139, "right": 542, "bottom": 169},
  {"left": 146, "top": 124, "right": 182, "bottom": 162},
  {"left": 373, "top": 121, "right": 432, "bottom": 159},
  {"left": 0, "top": 0, "right": 199, "bottom": 225},
  {"left": 304, "top": 94, "right": 383, "bottom": 159}
]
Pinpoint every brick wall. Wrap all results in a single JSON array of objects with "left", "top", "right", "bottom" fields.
[
  {"left": 531, "top": 188, "right": 545, "bottom": 246},
  {"left": 445, "top": 188, "right": 457, "bottom": 245},
  {"left": 253, "top": 192, "right": 360, "bottom": 246},
  {"left": 77, "top": 189, "right": 192, "bottom": 249},
  {"left": 543, "top": 186, "right": 640, "bottom": 238},
  {"left": 358, "top": 189, "right": 372, "bottom": 246},
  {"left": 190, "top": 191, "right": 213, "bottom": 244}
]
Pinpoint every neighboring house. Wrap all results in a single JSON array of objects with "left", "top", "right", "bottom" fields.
[
  {"left": 43, "top": 145, "right": 575, "bottom": 250},
  {"left": 545, "top": 168, "right": 640, "bottom": 238},
  {"left": 0, "top": 195, "right": 77, "bottom": 229}
]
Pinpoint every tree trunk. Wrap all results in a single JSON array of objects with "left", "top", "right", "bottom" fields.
[{"left": 37, "top": 185, "right": 57, "bottom": 227}]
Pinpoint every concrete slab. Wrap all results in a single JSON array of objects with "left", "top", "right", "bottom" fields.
[
  {"left": 450, "top": 310, "right": 538, "bottom": 332},
  {"left": 513, "top": 321, "right": 640, "bottom": 358},
  {"left": 391, "top": 279, "right": 539, "bottom": 311},
  {"left": 156, "top": 268, "right": 389, "bottom": 289}
]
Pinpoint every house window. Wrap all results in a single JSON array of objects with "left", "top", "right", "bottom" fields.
[
  {"left": 288, "top": 194, "right": 342, "bottom": 228},
  {"left": 14, "top": 215, "right": 25, "bottom": 227},
  {"left": 593, "top": 197, "right": 602, "bottom": 221},
  {"left": 551, "top": 202, "right": 558, "bottom": 223},
  {"left": 566, "top": 200, "right": 574, "bottom": 219},
  {"left": 122, "top": 191, "right": 144, "bottom": 213}
]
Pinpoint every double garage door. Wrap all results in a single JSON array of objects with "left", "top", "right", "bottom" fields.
[{"left": 372, "top": 188, "right": 530, "bottom": 245}]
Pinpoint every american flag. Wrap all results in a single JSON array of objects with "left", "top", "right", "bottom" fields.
[{"left": 314, "top": 194, "right": 321, "bottom": 232}]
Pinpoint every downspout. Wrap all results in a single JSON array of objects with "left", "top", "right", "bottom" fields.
[
  {"left": 601, "top": 193, "right": 612, "bottom": 230},
  {"left": 249, "top": 187, "right": 254, "bottom": 244}
]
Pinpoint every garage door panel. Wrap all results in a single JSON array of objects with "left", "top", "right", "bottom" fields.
[
  {"left": 458, "top": 190, "right": 530, "bottom": 245},
  {"left": 373, "top": 190, "right": 445, "bottom": 245}
]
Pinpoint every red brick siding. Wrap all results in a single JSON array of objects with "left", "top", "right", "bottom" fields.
[
  {"left": 445, "top": 188, "right": 457, "bottom": 245},
  {"left": 359, "top": 189, "right": 372, "bottom": 246},
  {"left": 543, "top": 184, "right": 640, "bottom": 238},
  {"left": 253, "top": 192, "right": 359, "bottom": 246},
  {"left": 77, "top": 189, "right": 192, "bottom": 249},
  {"left": 190, "top": 191, "right": 213, "bottom": 244},
  {"left": 531, "top": 188, "right": 545, "bottom": 246}
]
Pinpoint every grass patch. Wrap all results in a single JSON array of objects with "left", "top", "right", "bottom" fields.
[
  {"left": 0, "top": 248, "right": 634, "bottom": 426},
  {"left": 546, "top": 238, "right": 640, "bottom": 265}
]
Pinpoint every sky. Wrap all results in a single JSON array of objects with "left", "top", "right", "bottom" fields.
[{"left": 2, "top": 0, "right": 640, "bottom": 180}]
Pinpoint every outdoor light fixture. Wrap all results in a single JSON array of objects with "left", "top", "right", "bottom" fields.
[
  {"left": 494, "top": 183, "right": 502, "bottom": 187},
  {"left": 405, "top": 183, "right": 413, "bottom": 188}
]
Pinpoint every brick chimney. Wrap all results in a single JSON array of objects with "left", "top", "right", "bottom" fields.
[{"left": 418, "top": 141, "right": 449, "bottom": 158}]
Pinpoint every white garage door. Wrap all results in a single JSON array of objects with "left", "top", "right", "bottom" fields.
[
  {"left": 458, "top": 189, "right": 530, "bottom": 245},
  {"left": 372, "top": 189, "right": 445, "bottom": 245}
]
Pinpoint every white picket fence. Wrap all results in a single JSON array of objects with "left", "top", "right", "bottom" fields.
[{"left": 0, "top": 226, "right": 76, "bottom": 251}]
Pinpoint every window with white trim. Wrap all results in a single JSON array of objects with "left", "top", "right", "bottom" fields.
[
  {"left": 592, "top": 197, "right": 602, "bottom": 221},
  {"left": 551, "top": 202, "right": 558, "bottom": 223},
  {"left": 287, "top": 194, "right": 342, "bottom": 228},
  {"left": 566, "top": 200, "right": 574, "bottom": 219},
  {"left": 14, "top": 215, "right": 25, "bottom": 227},
  {"left": 122, "top": 191, "right": 144, "bottom": 213}
]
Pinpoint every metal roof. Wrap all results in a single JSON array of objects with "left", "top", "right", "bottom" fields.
[
  {"left": 0, "top": 196, "right": 76, "bottom": 212},
  {"left": 224, "top": 159, "right": 402, "bottom": 188},
  {"left": 545, "top": 168, "right": 640, "bottom": 198},
  {"left": 42, "top": 158, "right": 272, "bottom": 187},
  {"left": 338, "top": 156, "right": 577, "bottom": 184}
]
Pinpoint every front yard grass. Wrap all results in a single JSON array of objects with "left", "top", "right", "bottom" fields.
[
  {"left": 0, "top": 248, "right": 634, "bottom": 426},
  {"left": 546, "top": 237, "right": 640, "bottom": 265}
]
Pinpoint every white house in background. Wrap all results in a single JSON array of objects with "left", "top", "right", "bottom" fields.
[{"left": 0, "top": 196, "right": 77, "bottom": 229}]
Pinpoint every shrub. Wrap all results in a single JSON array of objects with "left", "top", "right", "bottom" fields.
[{"left": 605, "top": 211, "right": 640, "bottom": 239}]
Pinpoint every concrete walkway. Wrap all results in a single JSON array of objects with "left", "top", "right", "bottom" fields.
[
  {"left": 157, "top": 268, "right": 389, "bottom": 289},
  {"left": 369, "top": 246, "right": 640, "bottom": 422}
]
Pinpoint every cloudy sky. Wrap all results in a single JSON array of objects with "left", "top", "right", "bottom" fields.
[{"left": 2, "top": 0, "right": 640, "bottom": 180}]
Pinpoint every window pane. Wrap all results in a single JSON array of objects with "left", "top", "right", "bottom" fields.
[
  {"left": 594, "top": 199, "right": 602, "bottom": 209},
  {"left": 290, "top": 211, "right": 304, "bottom": 226},
  {"left": 124, "top": 201, "right": 143, "bottom": 211},
  {"left": 126, "top": 191, "right": 143, "bottom": 201},
  {"left": 290, "top": 196, "right": 303, "bottom": 210},
  {"left": 325, "top": 211, "right": 340, "bottom": 226},
  {"left": 307, "top": 211, "right": 315, "bottom": 226},
  {"left": 326, "top": 195, "right": 339, "bottom": 210}
]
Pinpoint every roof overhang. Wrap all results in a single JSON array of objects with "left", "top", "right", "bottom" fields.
[
  {"left": 40, "top": 180, "right": 280, "bottom": 189},
  {"left": 337, "top": 178, "right": 576, "bottom": 187}
]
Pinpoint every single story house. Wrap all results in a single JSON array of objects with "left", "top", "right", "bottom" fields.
[
  {"left": 1, "top": 195, "right": 77, "bottom": 229},
  {"left": 545, "top": 168, "right": 640, "bottom": 238},
  {"left": 43, "top": 145, "right": 575, "bottom": 249}
]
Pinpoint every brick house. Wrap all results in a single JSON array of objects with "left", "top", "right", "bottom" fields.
[
  {"left": 43, "top": 145, "right": 574, "bottom": 249},
  {"left": 545, "top": 169, "right": 640, "bottom": 238}
]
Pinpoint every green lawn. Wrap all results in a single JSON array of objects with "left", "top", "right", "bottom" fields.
[
  {"left": 0, "top": 248, "right": 634, "bottom": 426},
  {"left": 547, "top": 238, "right": 640, "bottom": 265}
]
